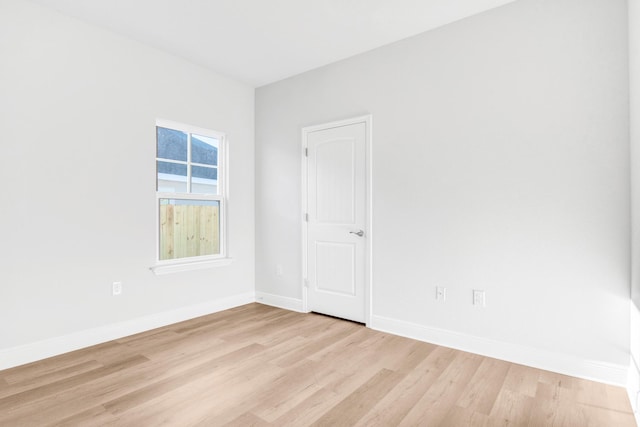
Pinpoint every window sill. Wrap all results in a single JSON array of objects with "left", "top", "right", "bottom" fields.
[{"left": 150, "top": 258, "right": 233, "bottom": 276}]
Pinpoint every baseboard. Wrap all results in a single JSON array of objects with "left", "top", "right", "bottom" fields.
[
  {"left": 0, "top": 292, "right": 256, "bottom": 371},
  {"left": 256, "top": 291, "right": 304, "bottom": 312},
  {"left": 370, "top": 314, "right": 629, "bottom": 387}
]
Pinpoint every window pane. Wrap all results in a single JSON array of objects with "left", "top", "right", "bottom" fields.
[
  {"left": 191, "top": 134, "right": 218, "bottom": 166},
  {"left": 157, "top": 161, "right": 187, "bottom": 192},
  {"left": 191, "top": 165, "right": 218, "bottom": 195},
  {"left": 159, "top": 199, "right": 220, "bottom": 260},
  {"left": 157, "top": 127, "right": 187, "bottom": 161}
]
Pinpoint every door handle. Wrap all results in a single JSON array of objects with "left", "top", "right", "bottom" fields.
[{"left": 349, "top": 230, "right": 364, "bottom": 237}]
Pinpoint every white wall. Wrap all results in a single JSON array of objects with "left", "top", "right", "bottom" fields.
[
  {"left": 629, "top": 0, "right": 640, "bottom": 415},
  {"left": 256, "top": 0, "right": 630, "bottom": 383},
  {"left": 0, "top": 0, "right": 254, "bottom": 361},
  {"left": 632, "top": 0, "right": 640, "bottom": 308}
]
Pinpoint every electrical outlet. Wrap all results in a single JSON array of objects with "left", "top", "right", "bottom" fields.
[
  {"left": 112, "top": 281, "right": 122, "bottom": 296},
  {"left": 436, "top": 286, "right": 446, "bottom": 302},
  {"left": 276, "top": 264, "right": 283, "bottom": 276},
  {"left": 473, "top": 290, "right": 485, "bottom": 307}
]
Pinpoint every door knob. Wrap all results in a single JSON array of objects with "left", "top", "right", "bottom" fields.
[{"left": 349, "top": 230, "right": 364, "bottom": 237}]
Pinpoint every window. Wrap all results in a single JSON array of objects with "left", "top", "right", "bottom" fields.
[{"left": 155, "top": 119, "right": 226, "bottom": 266}]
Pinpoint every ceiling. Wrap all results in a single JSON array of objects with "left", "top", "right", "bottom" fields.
[{"left": 30, "top": 0, "right": 517, "bottom": 87}]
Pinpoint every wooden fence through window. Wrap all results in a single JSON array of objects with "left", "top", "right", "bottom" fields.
[{"left": 159, "top": 204, "right": 219, "bottom": 260}]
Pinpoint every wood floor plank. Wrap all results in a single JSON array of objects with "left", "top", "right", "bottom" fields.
[
  {"left": 215, "top": 311, "right": 301, "bottom": 344},
  {"left": 115, "top": 330, "right": 181, "bottom": 355},
  {"left": 603, "top": 384, "right": 636, "bottom": 413},
  {"left": 273, "top": 387, "right": 342, "bottom": 426},
  {"left": 137, "top": 334, "right": 229, "bottom": 361},
  {"left": 308, "top": 328, "right": 408, "bottom": 385},
  {"left": 8, "top": 334, "right": 258, "bottom": 424},
  {"left": 353, "top": 346, "right": 458, "bottom": 426},
  {"left": 503, "top": 363, "right": 541, "bottom": 398},
  {"left": 306, "top": 326, "right": 379, "bottom": 363},
  {"left": 249, "top": 372, "right": 324, "bottom": 422},
  {"left": 393, "top": 341, "right": 438, "bottom": 374},
  {"left": 455, "top": 356, "right": 511, "bottom": 415},
  {"left": 254, "top": 313, "right": 343, "bottom": 348},
  {"left": 109, "top": 355, "right": 285, "bottom": 426},
  {"left": 527, "top": 395, "right": 567, "bottom": 427},
  {"left": 271, "top": 320, "right": 362, "bottom": 367},
  {"left": 223, "top": 412, "right": 272, "bottom": 427},
  {"left": 0, "top": 355, "right": 149, "bottom": 425},
  {"left": 398, "top": 351, "right": 485, "bottom": 426},
  {"left": 2, "top": 340, "right": 128, "bottom": 383},
  {"left": 297, "top": 314, "right": 349, "bottom": 339},
  {"left": 489, "top": 388, "right": 535, "bottom": 426},
  {"left": 0, "top": 359, "right": 104, "bottom": 399},
  {"left": 310, "top": 368, "right": 404, "bottom": 426},
  {"left": 0, "top": 303, "right": 633, "bottom": 426},
  {"left": 0, "top": 355, "right": 148, "bottom": 412},
  {"left": 527, "top": 397, "right": 637, "bottom": 427},
  {"left": 538, "top": 369, "right": 575, "bottom": 390},
  {"left": 566, "top": 402, "right": 637, "bottom": 427},
  {"left": 48, "top": 404, "right": 119, "bottom": 427},
  {"left": 536, "top": 370, "right": 575, "bottom": 402},
  {"left": 364, "top": 333, "right": 423, "bottom": 372},
  {"left": 570, "top": 377, "right": 633, "bottom": 413},
  {"left": 213, "top": 359, "right": 324, "bottom": 425},
  {"left": 439, "top": 405, "right": 490, "bottom": 426},
  {"left": 116, "top": 334, "right": 315, "bottom": 425},
  {"left": 103, "top": 343, "right": 265, "bottom": 415}
]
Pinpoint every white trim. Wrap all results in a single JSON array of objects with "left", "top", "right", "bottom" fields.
[
  {"left": 370, "top": 314, "right": 629, "bottom": 386},
  {"left": 156, "top": 193, "right": 223, "bottom": 201},
  {"left": 301, "top": 129, "right": 310, "bottom": 313},
  {"left": 256, "top": 292, "right": 305, "bottom": 312},
  {"left": 302, "top": 115, "right": 372, "bottom": 134},
  {"left": 156, "top": 118, "right": 225, "bottom": 140},
  {"left": 0, "top": 292, "right": 255, "bottom": 371},
  {"left": 187, "top": 132, "right": 192, "bottom": 192},
  {"left": 151, "top": 257, "right": 233, "bottom": 275},
  {"left": 301, "top": 115, "right": 373, "bottom": 324},
  {"left": 155, "top": 118, "right": 228, "bottom": 265},
  {"left": 366, "top": 117, "right": 373, "bottom": 327}
]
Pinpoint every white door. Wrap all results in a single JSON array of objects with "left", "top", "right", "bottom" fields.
[{"left": 304, "top": 119, "right": 368, "bottom": 323}]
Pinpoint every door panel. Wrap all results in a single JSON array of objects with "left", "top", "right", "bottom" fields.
[
  {"left": 306, "top": 121, "right": 366, "bottom": 323},
  {"left": 315, "top": 241, "right": 356, "bottom": 296},
  {"left": 315, "top": 138, "right": 355, "bottom": 224}
]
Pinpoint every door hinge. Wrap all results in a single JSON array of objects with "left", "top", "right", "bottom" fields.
[
  {"left": 304, "top": 147, "right": 308, "bottom": 157},
  {"left": 304, "top": 279, "right": 309, "bottom": 288},
  {"left": 305, "top": 213, "right": 309, "bottom": 222}
]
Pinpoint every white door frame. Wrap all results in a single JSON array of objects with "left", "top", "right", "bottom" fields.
[{"left": 301, "top": 115, "right": 373, "bottom": 326}]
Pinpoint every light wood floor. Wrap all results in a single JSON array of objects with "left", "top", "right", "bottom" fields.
[{"left": 0, "top": 303, "right": 635, "bottom": 426}]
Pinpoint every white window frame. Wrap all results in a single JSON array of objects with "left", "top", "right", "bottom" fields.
[{"left": 151, "top": 119, "right": 231, "bottom": 275}]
